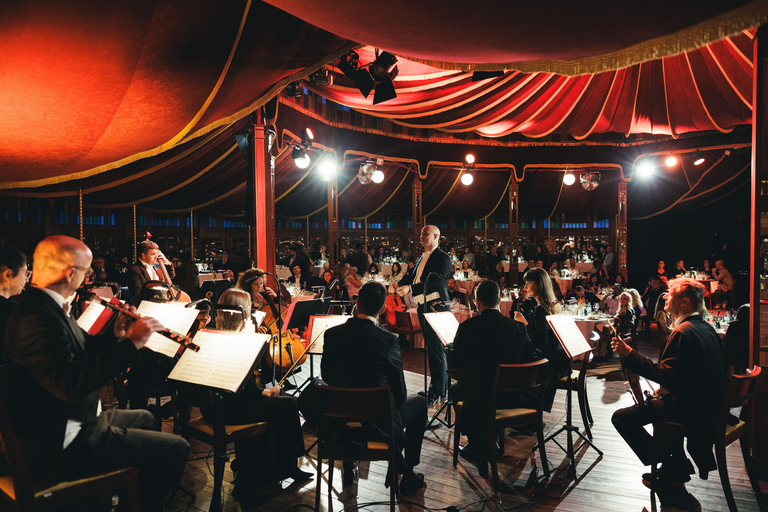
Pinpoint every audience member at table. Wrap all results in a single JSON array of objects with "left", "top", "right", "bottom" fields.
[
  {"left": 286, "top": 263, "right": 307, "bottom": 291},
  {"left": 384, "top": 285, "right": 408, "bottom": 328},
  {"left": 487, "top": 245, "right": 501, "bottom": 273},
  {"left": 514, "top": 268, "right": 571, "bottom": 411},
  {"left": 345, "top": 266, "right": 363, "bottom": 299},
  {"left": 586, "top": 273, "right": 601, "bottom": 294},
  {"left": 447, "top": 277, "right": 468, "bottom": 306},
  {"left": 600, "top": 284, "right": 623, "bottom": 316},
  {"left": 460, "top": 260, "right": 471, "bottom": 273},
  {"left": 656, "top": 260, "right": 668, "bottom": 282},
  {"left": 391, "top": 261, "right": 405, "bottom": 281},
  {"left": 627, "top": 288, "right": 645, "bottom": 327},
  {"left": 534, "top": 246, "right": 549, "bottom": 269},
  {"left": 711, "top": 259, "right": 734, "bottom": 307},
  {"left": 462, "top": 246, "right": 476, "bottom": 270},
  {"left": 613, "top": 292, "right": 636, "bottom": 337},
  {"left": 375, "top": 246, "right": 386, "bottom": 263},
  {"left": 565, "top": 257, "right": 578, "bottom": 271},
  {"left": 722, "top": 304, "right": 749, "bottom": 375},
  {"left": 614, "top": 273, "right": 627, "bottom": 288},
  {"left": 590, "top": 259, "right": 609, "bottom": 287},
  {"left": 567, "top": 285, "right": 600, "bottom": 306},
  {"left": 535, "top": 259, "right": 545, "bottom": 270},
  {"left": 366, "top": 262, "right": 380, "bottom": 279},
  {"left": 674, "top": 259, "right": 686, "bottom": 278},
  {"left": 701, "top": 259, "right": 713, "bottom": 276}
]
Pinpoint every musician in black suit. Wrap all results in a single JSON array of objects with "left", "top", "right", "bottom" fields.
[
  {"left": 3, "top": 236, "right": 189, "bottom": 512},
  {"left": 611, "top": 278, "right": 726, "bottom": 490},
  {"left": 127, "top": 239, "right": 176, "bottom": 297},
  {"left": 446, "top": 280, "right": 532, "bottom": 471},
  {"left": 395, "top": 225, "right": 453, "bottom": 403},
  {"left": 322, "top": 282, "right": 427, "bottom": 495}
]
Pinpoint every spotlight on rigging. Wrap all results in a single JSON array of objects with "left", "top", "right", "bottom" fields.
[
  {"left": 309, "top": 66, "right": 333, "bottom": 86},
  {"left": 461, "top": 172, "right": 474, "bottom": 186},
  {"left": 637, "top": 161, "right": 654, "bottom": 177},
  {"left": 580, "top": 172, "right": 600, "bottom": 191},
  {"left": 318, "top": 154, "right": 337, "bottom": 181},
  {"left": 283, "top": 81, "right": 303, "bottom": 98},
  {"left": 465, "top": 154, "right": 475, "bottom": 165},
  {"left": 370, "top": 51, "right": 399, "bottom": 105},
  {"left": 665, "top": 155, "right": 678, "bottom": 167},
  {"left": 337, "top": 50, "right": 375, "bottom": 98},
  {"left": 300, "top": 128, "right": 314, "bottom": 146},
  {"left": 371, "top": 169, "right": 385, "bottom": 184},
  {"left": 563, "top": 172, "right": 576, "bottom": 186},
  {"left": 693, "top": 151, "right": 705, "bottom": 166},
  {"left": 292, "top": 146, "right": 311, "bottom": 169}
]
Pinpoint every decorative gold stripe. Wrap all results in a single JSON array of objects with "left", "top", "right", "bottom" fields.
[
  {"left": 547, "top": 174, "right": 566, "bottom": 218},
  {"left": 400, "top": 1, "right": 768, "bottom": 76},
  {"left": 424, "top": 169, "right": 463, "bottom": 217},
  {"left": 480, "top": 174, "right": 513, "bottom": 220},
  {"left": 683, "top": 52, "right": 732, "bottom": 133},
  {"left": 573, "top": 71, "right": 622, "bottom": 141},
  {"left": 705, "top": 43, "right": 752, "bottom": 108},
  {"left": 662, "top": 59, "right": 677, "bottom": 139},
  {"left": 136, "top": 182, "right": 246, "bottom": 213}
]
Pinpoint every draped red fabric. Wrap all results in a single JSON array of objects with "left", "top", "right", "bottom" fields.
[
  {"left": 305, "top": 33, "right": 753, "bottom": 137},
  {"left": 264, "top": 0, "right": 757, "bottom": 67}
]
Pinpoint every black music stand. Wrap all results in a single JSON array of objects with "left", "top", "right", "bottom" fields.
[{"left": 280, "top": 299, "right": 331, "bottom": 393}]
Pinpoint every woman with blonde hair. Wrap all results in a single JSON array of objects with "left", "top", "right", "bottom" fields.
[
  {"left": 216, "top": 288, "right": 252, "bottom": 332},
  {"left": 613, "top": 291, "right": 635, "bottom": 337},
  {"left": 514, "top": 267, "right": 570, "bottom": 411}
]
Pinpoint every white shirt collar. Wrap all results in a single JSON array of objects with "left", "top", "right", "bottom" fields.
[
  {"left": 673, "top": 310, "right": 700, "bottom": 326},
  {"left": 39, "top": 287, "right": 75, "bottom": 315},
  {"left": 140, "top": 259, "right": 154, "bottom": 269},
  {"left": 358, "top": 314, "right": 378, "bottom": 326}
]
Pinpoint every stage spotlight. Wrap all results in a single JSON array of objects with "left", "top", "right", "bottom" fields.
[
  {"left": 371, "top": 169, "right": 385, "bottom": 183},
  {"left": 461, "top": 172, "right": 474, "bottom": 186},
  {"left": 373, "top": 78, "right": 397, "bottom": 105},
  {"left": 369, "top": 52, "right": 398, "bottom": 82},
  {"left": 563, "top": 172, "right": 576, "bottom": 186},
  {"left": 309, "top": 67, "right": 333, "bottom": 86},
  {"left": 301, "top": 128, "right": 314, "bottom": 146},
  {"left": 292, "top": 146, "right": 311, "bottom": 169},
  {"left": 283, "top": 81, "right": 303, "bottom": 98},
  {"left": 693, "top": 152, "right": 705, "bottom": 166},
  {"left": 318, "top": 154, "right": 337, "bottom": 181},
  {"left": 637, "top": 161, "right": 654, "bottom": 177},
  {"left": 665, "top": 155, "right": 678, "bottom": 167},
  {"left": 465, "top": 154, "right": 475, "bottom": 165},
  {"left": 338, "top": 51, "right": 375, "bottom": 98}
]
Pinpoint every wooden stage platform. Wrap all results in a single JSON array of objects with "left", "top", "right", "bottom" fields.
[{"left": 119, "top": 338, "right": 763, "bottom": 512}]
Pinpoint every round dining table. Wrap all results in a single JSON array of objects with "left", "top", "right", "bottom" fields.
[{"left": 570, "top": 314, "right": 610, "bottom": 340}]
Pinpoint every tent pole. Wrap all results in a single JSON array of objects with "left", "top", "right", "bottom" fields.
[
  {"left": 78, "top": 189, "right": 83, "bottom": 242},
  {"left": 132, "top": 205, "right": 137, "bottom": 263},
  {"left": 190, "top": 210, "right": 194, "bottom": 260}
]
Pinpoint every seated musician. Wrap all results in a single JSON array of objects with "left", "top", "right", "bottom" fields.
[
  {"left": 0, "top": 247, "right": 27, "bottom": 356},
  {"left": 322, "top": 282, "right": 427, "bottom": 495},
  {"left": 236, "top": 268, "right": 291, "bottom": 326},
  {"left": 127, "top": 240, "right": 176, "bottom": 298},
  {"left": 611, "top": 278, "right": 726, "bottom": 490},
  {"left": 510, "top": 285, "right": 536, "bottom": 320},
  {"left": 198, "top": 288, "right": 311, "bottom": 496},
  {"left": 446, "top": 280, "right": 531, "bottom": 475},
  {"left": 446, "top": 277, "right": 467, "bottom": 306},
  {"left": 3, "top": 236, "right": 188, "bottom": 512}
]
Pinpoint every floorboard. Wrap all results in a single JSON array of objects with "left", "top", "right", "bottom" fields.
[{"left": 101, "top": 333, "right": 763, "bottom": 512}]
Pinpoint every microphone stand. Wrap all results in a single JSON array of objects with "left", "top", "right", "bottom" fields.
[{"left": 423, "top": 272, "right": 456, "bottom": 428}]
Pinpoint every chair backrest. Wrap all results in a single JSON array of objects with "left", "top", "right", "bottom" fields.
[
  {"left": 489, "top": 359, "right": 549, "bottom": 413},
  {"left": 318, "top": 386, "right": 393, "bottom": 424},
  {"left": 0, "top": 394, "right": 37, "bottom": 510},
  {"left": 394, "top": 310, "right": 413, "bottom": 332},
  {"left": 717, "top": 366, "right": 761, "bottom": 434}
]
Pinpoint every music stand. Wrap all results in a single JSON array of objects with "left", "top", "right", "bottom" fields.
[
  {"left": 540, "top": 314, "right": 603, "bottom": 476},
  {"left": 279, "top": 299, "right": 331, "bottom": 392}
]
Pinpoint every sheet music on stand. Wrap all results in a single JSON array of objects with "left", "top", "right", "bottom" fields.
[
  {"left": 305, "top": 315, "right": 350, "bottom": 355},
  {"left": 137, "top": 301, "right": 199, "bottom": 357},
  {"left": 76, "top": 300, "right": 115, "bottom": 334},
  {"left": 423, "top": 312, "right": 460, "bottom": 346},
  {"left": 253, "top": 310, "right": 267, "bottom": 328},
  {"left": 168, "top": 330, "right": 270, "bottom": 394},
  {"left": 546, "top": 313, "right": 593, "bottom": 359}
]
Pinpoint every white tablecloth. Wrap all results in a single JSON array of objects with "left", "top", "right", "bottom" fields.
[
  {"left": 500, "top": 298, "right": 514, "bottom": 317},
  {"left": 554, "top": 277, "right": 574, "bottom": 296},
  {"left": 196, "top": 272, "right": 226, "bottom": 287},
  {"left": 698, "top": 279, "right": 718, "bottom": 294},
  {"left": 571, "top": 317, "right": 606, "bottom": 341},
  {"left": 456, "top": 279, "right": 481, "bottom": 295},
  {"left": 276, "top": 265, "right": 291, "bottom": 280},
  {"left": 504, "top": 261, "right": 593, "bottom": 274}
]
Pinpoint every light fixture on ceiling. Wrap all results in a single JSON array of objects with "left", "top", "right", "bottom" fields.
[
  {"left": 465, "top": 153, "right": 475, "bottom": 165},
  {"left": 301, "top": 128, "right": 314, "bottom": 145},
  {"left": 309, "top": 66, "right": 333, "bottom": 86},
  {"left": 637, "top": 160, "right": 654, "bottom": 177},
  {"left": 461, "top": 152, "right": 475, "bottom": 185},
  {"left": 337, "top": 50, "right": 375, "bottom": 98},
  {"left": 318, "top": 153, "right": 337, "bottom": 181},
  {"left": 563, "top": 172, "right": 576, "bottom": 186},
  {"left": 461, "top": 172, "right": 474, "bottom": 186},
  {"left": 665, "top": 155, "right": 678, "bottom": 167},
  {"left": 580, "top": 171, "right": 600, "bottom": 190},
  {"left": 292, "top": 146, "right": 311, "bottom": 169},
  {"left": 358, "top": 158, "right": 385, "bottom": 184},
  {"left": 693, "top": 151, "right": 705, "bottom": 166},
  {"left": 283, "top": 81, "right": 303, "bottom": 98},
  {"left": 371, "top": 51, "right": 399, "bottom": 105}
]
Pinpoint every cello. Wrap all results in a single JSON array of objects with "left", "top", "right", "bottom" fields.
[{"left": 258, "top": 290, "right": 307, "bottom": 375}]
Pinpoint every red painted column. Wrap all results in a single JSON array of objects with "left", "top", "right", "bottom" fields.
[
  {"left": 508, "top": 177, "right": 519, "bottom": 284},
  {"left": 412, "top": 176, "right": 423, "bottom": 256},
  {"left": 250, "top": 111, "right": 275, "bottom": 273}
]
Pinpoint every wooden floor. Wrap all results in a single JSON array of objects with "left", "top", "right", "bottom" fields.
[{"left": 109, "top": 336, "right": 765, "bottom": 512}]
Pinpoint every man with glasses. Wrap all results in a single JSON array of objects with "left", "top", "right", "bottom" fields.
[
  {"left": 0, "top": 246, "right": 28, "bottom": 359},
  {"left": 3, "top": 236, "right": 189, "bottom": 512}
]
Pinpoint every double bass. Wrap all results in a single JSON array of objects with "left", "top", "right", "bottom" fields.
[{"left": 144, "top": 232, "right": 191, "bottom": 302}]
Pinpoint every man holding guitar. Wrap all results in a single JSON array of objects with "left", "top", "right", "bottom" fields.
[{"left": 610, "top": 277, "right": 726, "bottom": 492}]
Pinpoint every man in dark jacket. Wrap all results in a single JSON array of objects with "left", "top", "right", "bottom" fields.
[
  {"left": 3, "top": 236, "right": 189, "bottom": 512},
  {"left": 611, "top": 277, "right": 725, "bottom": 490},
  {"left": 322, "top": 282, "right": 427, "bottom": 495}
]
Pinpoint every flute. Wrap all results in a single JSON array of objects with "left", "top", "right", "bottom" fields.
[{"left": 83, "top": 292, "right": 201, "bottom": 352}]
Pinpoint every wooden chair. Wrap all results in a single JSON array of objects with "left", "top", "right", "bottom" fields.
[
  {"left": 314, "top": 386, "right": 398, "bottom": 511},
  {"left": 650, "top": 366, "right": 761, "bottom": 512},
  {"left": 0, "top": 396, "right": 141, "bottom": 512},
  {"left": 183, "top": 391, "right": 273, "bottom": 512},
  {"left": 452, "top": 359, "right": 550, "bottom": 489},
  {"left": 554, "top": 353, "right": 594, "bottom": 440},
  {"left": 394, "top": 310, "right": 421, "bottom": 348}
]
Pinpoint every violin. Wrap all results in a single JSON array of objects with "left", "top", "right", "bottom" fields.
[{"left": 258, "top": 290, "right": 307, "bottom": 373}]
